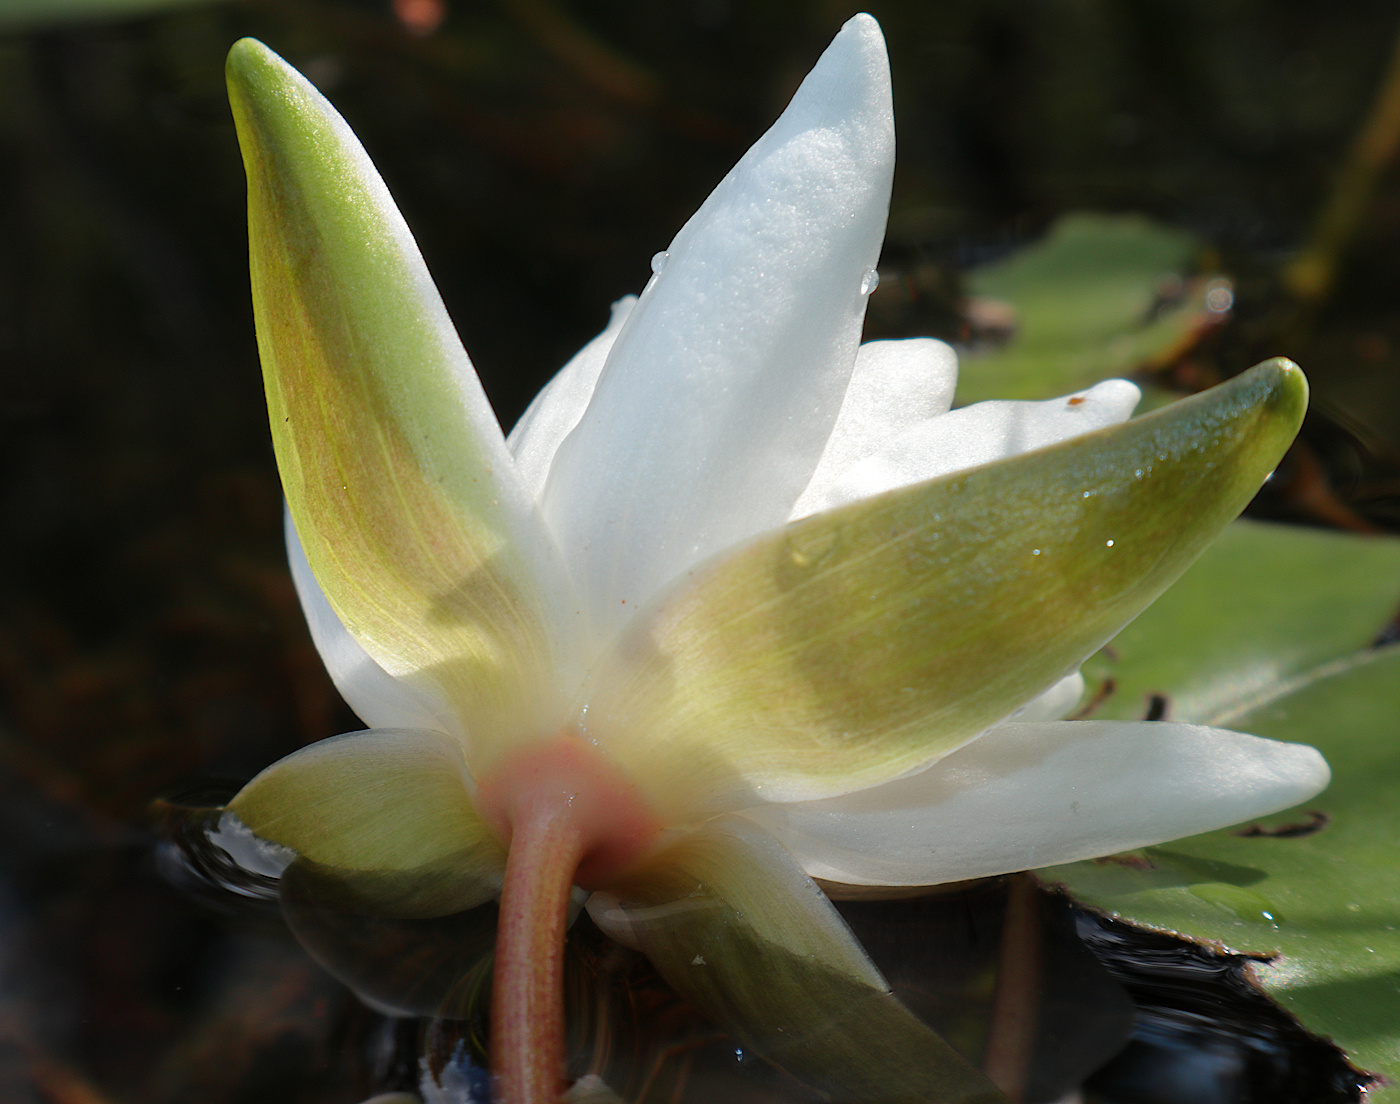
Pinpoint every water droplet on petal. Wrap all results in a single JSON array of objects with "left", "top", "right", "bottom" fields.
[
  {"left": 650, "top": 250, "right": 670, "bottom": 274},
  {"left": 860, "top": 267, "right": 880, "bottom": 295}
]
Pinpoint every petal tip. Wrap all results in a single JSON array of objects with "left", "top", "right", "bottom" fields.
[
  {"left": 1247, "top": 357, "right": 1309, "bottom": 429},
  {"left": 225, "top": 36, "right": 286, "bottom": 97},
  {"left": 839, "top": 12, "right": 885, "bottom": 44},
  {"left": 795, "top": 11, "right": 892, "bottom": 141},
  {"left": 1284, "top": 740, "right": 1331, "bottom": 802}
]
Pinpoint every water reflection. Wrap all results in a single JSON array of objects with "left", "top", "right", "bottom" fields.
[{"left": 137, "top": 799, "right": 1367, "bottom": 1102}]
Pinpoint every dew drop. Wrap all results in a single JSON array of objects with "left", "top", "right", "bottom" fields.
[
  {"left": 650, "top": 250, "right": 670, "bottom": 275},
  {"left": 1188, "top": 881, "right": 1281, "bottom": 925},
  {"left": 860, "top": 267, "right": 880, "bottom": 295}
]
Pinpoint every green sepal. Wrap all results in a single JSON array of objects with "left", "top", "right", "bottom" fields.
[
  {"left": 226, "top": 39, "right": 572, "bottom": 768},
  {"left": 597, "top": 816, "right": 1007, "bottom": 1104},
  {"left": 589, "top": 360, "right": 1307, "bottom": 809},
  {"left": 227, "top": 728, "right": 504, "bottom": 918}
]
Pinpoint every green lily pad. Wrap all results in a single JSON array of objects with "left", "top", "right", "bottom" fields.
[
  {"left": 960, "top": 214, "right": 1217, "bottom": 404},
  {"left": 1041, "top": 520, "right": 1400, "bottom": 1094}
]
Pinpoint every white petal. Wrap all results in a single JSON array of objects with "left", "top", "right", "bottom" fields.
[
  {"left": 742, "top": 720, "right": 1330, "bottom": 886},
  {"left": 800, "top": 378, "right": 1141, "bottom": 515},
  {"left": 538, "top": 15, "right": 894, "bottom": 640},
  {"left": 506, "top": 297, "right": 637, "bottom": 503},
  {"left": 790, "top": 338, "right": 958, "bottom": 520},
  {"left": 1011, "top": 671, "right": 1085, "bottom": 721},
  {"left": 286, "top": 512, "right": 460, "bottom": 736}
]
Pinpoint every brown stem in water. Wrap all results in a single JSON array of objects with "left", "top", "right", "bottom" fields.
[
  {"left": 491, "top": 799, "right": 585, "bottom": 1104},
  {"left": 981, "top": 873, "right": 1043, "bottom": 1102}
]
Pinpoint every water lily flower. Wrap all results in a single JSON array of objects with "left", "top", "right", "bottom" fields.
[{"left": 221, "top": 15, "right": 1328, "bottom": 1104}]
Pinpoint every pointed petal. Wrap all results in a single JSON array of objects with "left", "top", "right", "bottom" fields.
[
  {"left": 791, "top": 337, "right": 959, "bottom": 519},
  {"left": 539, "top": 15, "right": 895, "bottom": 638},
  {"left": 507, "top": 296, "right": 637, "bottom": 503},
  {"left": 287, "top": 512, "right": 457, "bottom": 733},
  {"left": 798, "top": 378, "right": 1141, "bottom": 516},
  {"left": 227, "top": 39, "right": 578, "bottom": 768},
  {"left": 226, "top": 728, "right": 504, "bottom": 917},
  {"left": 743, "top": 720, "right": 1330, "bottom": 886},
  {"left": 584, "top": 360, "right": 1307, "bottom": 811},
  {"left": 588, "top": 816, "right": 1005, "bottom": 1103}
]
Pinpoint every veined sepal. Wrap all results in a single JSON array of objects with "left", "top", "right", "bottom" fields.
[
  {"left": 225, "top": 728, "right": 505, "bottom": 919},
  {"left": 583, "top": 360, "right": 1307, "bottom": 812},
  {"left": 226, "top": 38, "right": 581, "bottom": 773}
]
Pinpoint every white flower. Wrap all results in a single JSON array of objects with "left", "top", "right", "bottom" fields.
[{"left": 222, "top": 16, "right": 1327, "bottom": 1100}]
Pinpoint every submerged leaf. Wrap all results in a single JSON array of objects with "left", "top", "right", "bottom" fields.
[{"left": 591, "top": 816, "right": 1006, "bottom": 1104}]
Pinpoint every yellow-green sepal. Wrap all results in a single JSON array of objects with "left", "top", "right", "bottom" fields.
[
  {"left": 226, "top": 39, "right": 575, "bottom": 767},
  {"left": 591, "top": 816, "right": 1007, "bottom": 1103},
  {"left": 226, "top": 728, "right": 504, "bottom": 918},
  {"left": 588, "top": 360, "right": 1307, "bottom": 809}
]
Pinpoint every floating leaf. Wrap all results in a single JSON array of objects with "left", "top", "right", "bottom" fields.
[
  {"left": 961, "top": 214, "right": 1217, "bottom": 403},
  {"left": 1043, "top": 520, "right": 1400, "bottom": 1095}
]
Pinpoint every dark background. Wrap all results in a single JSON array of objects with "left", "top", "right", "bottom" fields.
[{"left": 2, "top": 1, "right": 1399, "bottom": 1100}]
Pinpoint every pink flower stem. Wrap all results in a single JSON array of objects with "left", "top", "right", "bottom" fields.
[
  {"left": 491, "top": 794, "right": 586, "bottom": 1104},
  {"left": 478, "top": 734, "right": 664, "bottom": 1104}
]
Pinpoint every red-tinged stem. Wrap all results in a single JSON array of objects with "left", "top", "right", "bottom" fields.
[
  {"left": 478, "top": 734, "right": 664, "bottom": 1104},
  {"left": 981, "top": 873, "right": 1042, "bottom": 1102},
  {"left": 492, "top": 797, "right": 586, "bottom": 1104}
]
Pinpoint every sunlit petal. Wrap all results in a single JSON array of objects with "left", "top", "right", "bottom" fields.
[
  {"left": 791, "top": 337, "right": 959, "bottom": 519},
  {"left": 539, "top": 14, "right": 895, "bottom": 639},
  {"left": 1012, "top": 671, "right": 1085, "bottom": 721},
  {"left": 287, "top": 512, "right": 459, "bottom": 734},
  {"left": 227, "top": 39, "right": 582, "bottom": 767},
  {"left": 507, "top": 296, "right": 637, "bottom": 502},
  {"left": 800, "top": 378, "right": 1141, "bottom": 516},
  {"left": 743, "top": 720, "right": 1330, "bottom": 886}
]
